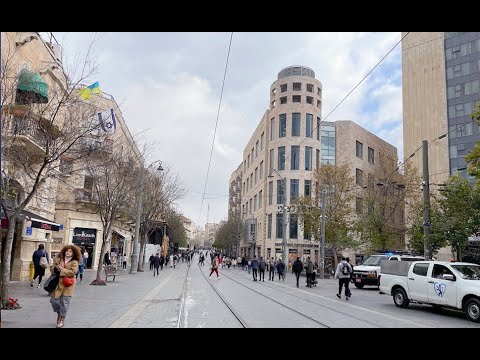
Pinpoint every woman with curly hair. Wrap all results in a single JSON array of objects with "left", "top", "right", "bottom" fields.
[{"left": 49, "top": 244, "right": 81, "bottom": 328}]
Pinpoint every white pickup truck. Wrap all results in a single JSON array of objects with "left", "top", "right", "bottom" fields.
[
  {"left": 352, "top": 254, "right": 425, "bottom": 288},
  {"left": 379, "top": 260, "right": 480, "bottom": 322}
]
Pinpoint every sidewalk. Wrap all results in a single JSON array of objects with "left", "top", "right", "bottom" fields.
[{"left": 1, "top": 265, "right": 186, "bottom": 328}]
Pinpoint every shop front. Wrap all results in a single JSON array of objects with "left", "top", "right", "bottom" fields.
[{"left": 72, "top": 227, "right": 97, "bottom": 268}]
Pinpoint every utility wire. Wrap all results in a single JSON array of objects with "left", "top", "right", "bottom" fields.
[{"left": 199, "top": 32, "right": 233, "bottom": 223}]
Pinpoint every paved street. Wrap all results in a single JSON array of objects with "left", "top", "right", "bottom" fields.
[{"left": 2, "top": 255, "right": 480, "bottom": 328}]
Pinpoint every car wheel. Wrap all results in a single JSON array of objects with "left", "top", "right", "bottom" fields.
[
  {"left": 465, "top": 298, "right": 480, "bottom": 323},
  {"left": 393, "top": 288, "right": 409, "bottom": 308},
  {"left": 354, "top": 283, "right": 364, "bottom": 289}
]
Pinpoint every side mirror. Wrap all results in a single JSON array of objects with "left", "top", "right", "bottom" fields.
[{"left": 443, "top": 274, "right": 455, "bottom": 281}]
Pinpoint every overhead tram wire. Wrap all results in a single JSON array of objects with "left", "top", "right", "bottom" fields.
[
  {"left": 274, "top": 32, "right": 410, "bottom": 175},
  {"left": 199, "top": 32, "right": 233, "bottom": 222}
]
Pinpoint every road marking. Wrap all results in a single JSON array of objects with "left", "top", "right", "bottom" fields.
[
  {"left": 271, "top": 280, "right": 432, "bottom": 328},
  {"left": 108, "top": 271, "right": 175, "bottom": 328}
]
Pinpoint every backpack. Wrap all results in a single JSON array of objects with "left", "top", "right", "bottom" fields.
[{"left": 341, "top": 263, "right": 351, "bottom": 275}]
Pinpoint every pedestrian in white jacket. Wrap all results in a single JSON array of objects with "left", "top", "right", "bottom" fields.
[{"left": 335, "top": 257, "right": 352, "bottom": 300}]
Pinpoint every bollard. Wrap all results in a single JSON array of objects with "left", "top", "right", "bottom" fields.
[{"left": 29, "top": 261, "right": 35, "bottom": 281}]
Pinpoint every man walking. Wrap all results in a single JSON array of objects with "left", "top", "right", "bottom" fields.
[
  {"left": 258, "top": 256, "right": 266, "bottom": 282},
  {"left": 149, "top": 254, "right": 155, "bottom": 270},
  {"left": 153, "top": 253, "right": 160, "bottom": 276},
  {"left": 269, "top": 257, "right": 276, "bottom": 281},
  {"left": 251, "top": 255, "right": 259, "bottom": 281},
  {"left": 277, "top": 258, "right": 285, "bottom": 281},
  {"left": 305, "top": 257, "right": 314, "bottom": 288},
  {"left": 335, "top": 257, "right": 353, "bottom": 300},
  {"left": 292, "top": 257, "right": 303, "bottom": 288}
]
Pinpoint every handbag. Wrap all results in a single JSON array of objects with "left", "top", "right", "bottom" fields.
[
  {"left": 39, "top": 256, "right": 49, "bottom": 269},
  {"left": 63, "top": 276, "right": 75, "bottom": 287},
  {"left": 44, "top": 273, "right": 59, "bottom": 293}
]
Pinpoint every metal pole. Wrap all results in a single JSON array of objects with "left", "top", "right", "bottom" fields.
[
  {"left": 422, "top": 140, "right": 431, "bottom": 260},
  {"left": 319, "top": 188, "right": 326, "bottom": 279},
  {"left": 282, "top": 177, "right": 287, "bottom": 277},
  {"left": 130, "top": 166, "right": 144, "bottom": 273}
]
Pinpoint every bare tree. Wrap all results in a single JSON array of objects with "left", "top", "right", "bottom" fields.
[{"left": 1, "top": 32, "right": 103, "bottom": 306}]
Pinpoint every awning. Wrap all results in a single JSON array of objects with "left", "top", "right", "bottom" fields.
[
  {"left": 21, "top": 209, "right": 61, "bottom": 231},
  {"left": 17, "top": 69, "right": 49, "bottom": 103}
]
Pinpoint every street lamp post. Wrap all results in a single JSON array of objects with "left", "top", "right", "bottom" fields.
[
  {"left": 130, "top": 160, "right": 163, "bottom": 274},
  {"left": 269, "top": 169, "right": 287, "bottom": 277}
]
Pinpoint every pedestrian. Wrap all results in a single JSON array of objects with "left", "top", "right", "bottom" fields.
[
  {"left": 346, "top": 257, "right": 354, "bottom": 283},
  {"left": 305, "top": 257, "right": 314, "bottom": 288},
  {"left": 251, "top": 255, "right": 259, "bottom": 281},
  {"left": 312, "top": 262, "right": 318, "bottom": 286},
  {"left": 49, "top": 244, "right": 81, "bottom": 328},
  {"left": 209, "top": 255, "right": 220, "bottom": 279},
  {"left": 277, "top": 259, "right": 285, "bottom": 281},
  {"left": 269, "top": 257, "right": 276, "bottom": 281},
  {"left": 149, "top": 254, "right": 155, "bottom": 270},
  {"left": 153, "top": 253, "right": 160, "bottom": 276},
  {"left": 104, "top": 251, "right": 111, "bottom": 265},
  {"left": 75, "top": 252, "right": 87, "bottom": 283},
  {"left": 173, "top": 254, "right": 177, "bottom": 268},
  {"left": 258, "top": 256, "right": 266, "bottom": 282},
  {"left": 335, "top": 257, "right": 353, "bottom": 300},
  {"left": 292, "top": 257, "right": 303, "bottom": 288},
  {"left": 122, "top": 254, "right": 127, "bottom": 269},
  {"left": 160, "top": 255, "right": 165, "bottom": 270},
  {"left": 31, "top": 244, "right": 50, "bottom": 288},
  {"left": 169, "top": 254, "right": 173, "bottom": 267},
  {"left": 83, "top": 249, "right": 89, "bottom": 268}
]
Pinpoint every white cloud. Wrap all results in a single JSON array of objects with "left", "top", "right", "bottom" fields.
[{"left": 52, "top": 32, "right": 404, "bottom": 226}]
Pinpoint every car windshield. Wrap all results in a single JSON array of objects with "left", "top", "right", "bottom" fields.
[
  {"left": 362, "top": 256, "right": 388, "bottom": 266},
  {"left": 400, "top": 257, "right": 425, "bottom": 261},
  {"left": 451, "top": 265, "right": 480, "bottom": 280}
]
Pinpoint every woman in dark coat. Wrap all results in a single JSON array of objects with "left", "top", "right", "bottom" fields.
[{"left": 31, "top": 244, "right": 49, "bottom": 288}]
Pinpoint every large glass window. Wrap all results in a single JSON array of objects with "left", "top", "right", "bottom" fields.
[
  {"left": 321, "top": 125, "right": 336, "bottom": 165},
  {"left": 291, "top": 146, "right": 300, "bottom": 170},
  {"left": 306, "top": 113, "right": 313, "bottom": 137},
  {"left": 289, "top": 213, "right": 298, "bottom": 239},
  {"left": 269, "top": 149, "right": 274, "bottom": 171},
  {"left": 279, "top": 114, "right": 286, "bottom": 138},
  {"left": 368, "top": 147, "right": 375, "bottom": 165},
  {"left": 268, "top": 214, "right": 272, "bottom": 238},
  {"left": 277, "top": 179, "right": 284, "bottom": 204},
  {"left": 305, "top": 146, "right": 312, "bottom": 171},
  {"left": 292, "top": 95, "right": 301, "bottom": 103},
  {"left": 293, "top": 82, "right": 302, "bottom": 91},
  {"left": 356, "top": 141, "right": 363, "bottom": 158},
  {"left": 292, "top": 113, "right": 301, "bottom": 136},
  {"left": 306, "top": 83, "right": 314, "bottom": 92},
  {"left": 268, "top": 181, "right": 273, "bottom": 205},
  {"left": 270, "top": 118, "right": 275, "bottom": 140},
  {"left": 278, "top": 146, "right": 285, "bottom": 170},
  {"left": 280, "top": 84, "right": 287, "bottom": 93},
  {"left": 304, "top": 180, "right": 311, "bottom": 198},
  {"left": 276, "top": 213, "right": 283, "bottom": 239},
  {"left": 290, "top": 179, "right": 299, "bottom": 202}
]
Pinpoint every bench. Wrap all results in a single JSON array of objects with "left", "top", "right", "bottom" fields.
[{"left": 104, "top": 265, "right": 117, "bottom": 282}]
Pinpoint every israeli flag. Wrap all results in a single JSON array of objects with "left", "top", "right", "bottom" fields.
[{"left": 98, "top": 108, "right": 116, "bottom": 135}]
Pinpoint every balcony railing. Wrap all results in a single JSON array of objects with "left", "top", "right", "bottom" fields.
[{"left": 74, "top": 188, "right": 98, "bottom": 203}]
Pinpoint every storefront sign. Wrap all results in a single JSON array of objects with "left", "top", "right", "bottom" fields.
[
  {"left": 289, "top": 249, "right": 298, "bottom": 253},
  {"left": 31, "top": 220, "right": 60, "bottom": 232},
  {"left": 73, "top": 227, "right": 97, "bottom": 245}
]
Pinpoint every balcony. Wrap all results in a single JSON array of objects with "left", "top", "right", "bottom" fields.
[{"left": 74, "top": 188, "right": 98, "bottom": 204}]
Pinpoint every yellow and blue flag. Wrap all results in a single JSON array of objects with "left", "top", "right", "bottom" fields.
[{"left": 79, "top": 82, "right": 101, "bottom": 100}]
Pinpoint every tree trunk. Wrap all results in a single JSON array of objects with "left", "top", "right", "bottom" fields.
[
  {"left": 138, "top": 239, "right": 145, "bottom": 272},
  {"left": 1, "top": 219, "right": 16, "bottom": 307},
  {"left": 331, "top": 245, "right": 338, "bottom": 273},
  {"left": 93, "top": 229, "right": 109, "bottom": 285}
]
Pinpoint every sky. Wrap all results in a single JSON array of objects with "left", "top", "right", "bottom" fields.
[{"left": 49, "top": 32, "right": 403, "bottom": 228}]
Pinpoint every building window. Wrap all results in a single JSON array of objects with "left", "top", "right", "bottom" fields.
[
  {"left": 356, "top": 197, "right": 363, "bottom": 214},
  {"left": 292, "top": 95, "right": 301, "bottom": 103},
  {"left": 270, "top": 118, "right": 275, "bottom": 141},
  {"left": 280, "top": 84, "right": 287, "bottom": 93},
  {"left": 249, "top": 199, "right": 252, "bottom": 214},
  {"left": 290, "top": 179, "right": 299, "bottom": 202},
  {"left": 247, "top": 178, "right": 249, "bottom": 191},
  {"left": 269, "top": 149, "right": 274, "bottom": 171},
  {"left": 292, "top": 113, "right": 301, "bottom": 136},
  {"left": 316, "top": 149, "right": 320, "bottom": 169},
  {"left": 277, "top": 179, "right": 284, "bottom": 204},
  {"left": 306, "top": 83, "right": 314, "bottom": 92},
  {"left": 276, "top": 213, "right": 283, "bottom": 239},
  {"left": 293, "top": 82, "right": 302, "bottom": 91},
  {"left": 356, "top": 141, "right": 363, "bottom": 158},
  {"left": 289, "top": 213, "right": 298, "bottom": 239},
  {"left": 278, "top": 146, "right": 285, "bottom": 170},
  {"left": 268, "top": 214, "right": 272, "bottom": 238},
  {"left": 317, "top": 117, "right": 320, "bottom": 141},
  {"left": 356, "top": 168, "right": 363, "bottom": 186},
  {"left": 259, "top": 190, "right": 263, "bottom": 209},
  {"left": 244, "top": 160, "right": 246, "bottom": 172},
  {"left": 254, "top": 194, "right": 257, "bottom": 211},
  {"left": 243, "top": 182, "right": 245, "bottom": 195},
  {"left": 271, "top": 100, "right": 276, "bottom": 108},
  {"left": 317, "top": 87, "right": 321, "bottom": 96},
  {"left": 247, "top": 154, "right": 250, "bottom": 168},
  {"left": 321, "top": 125, "right": 336, "bottom": 165},
  {"left": 305, "top": 146, "right": 312, "bottom": 171},
  {"left": 368, "top": 147, "right": 375, "bottom": 165},
  {"left": 291, "top": 146, "right": 300, "bottom": 170},
  {"left": 268, "top": 181, "right": 273, "bottom": 205},
  {"left": 260, "top": 132, "right": 264, "bottom": 150},
  {"left": 280, "top": 96, "right": 287, "bottom": 104},
  {"left": 306, "top": 96, "right": 313, "bottom": 104},
  {"left": 272, "top": 88, "right": 276, "bottom": 96},
  {"left": 250, "top": 174, "right": 253, "bottom": 189},
  {"left": 279, "top": 114, "right": 286, "bottom": 138},
  {"left": 317, "top": 99, "right": 321, "bottom": 108},
  {"left": 306, "top": 113, "right": 313, "bottom": 137},
  {"left": 304, "top": 180, "right": 311, "bottom": 198},
  {"left": 251, "top": 149, "right": 254, "bottom": 162},
  {"left": 255, "top": 140, "right": 259, "bottom": 158},
  {"left": 255, "top": 167, "right": 258, "bottom": 184},
  {"left": 260, "top": 161, "right": 263, "bottom": 179}
]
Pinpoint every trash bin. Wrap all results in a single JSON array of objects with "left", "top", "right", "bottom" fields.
[{"left": 29, "top": 261, "right": 35, "bottom": 281}]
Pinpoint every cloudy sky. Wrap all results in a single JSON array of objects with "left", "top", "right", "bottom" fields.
[{"left": 50, "top": 32, "right": 403, "bottom": 228}]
